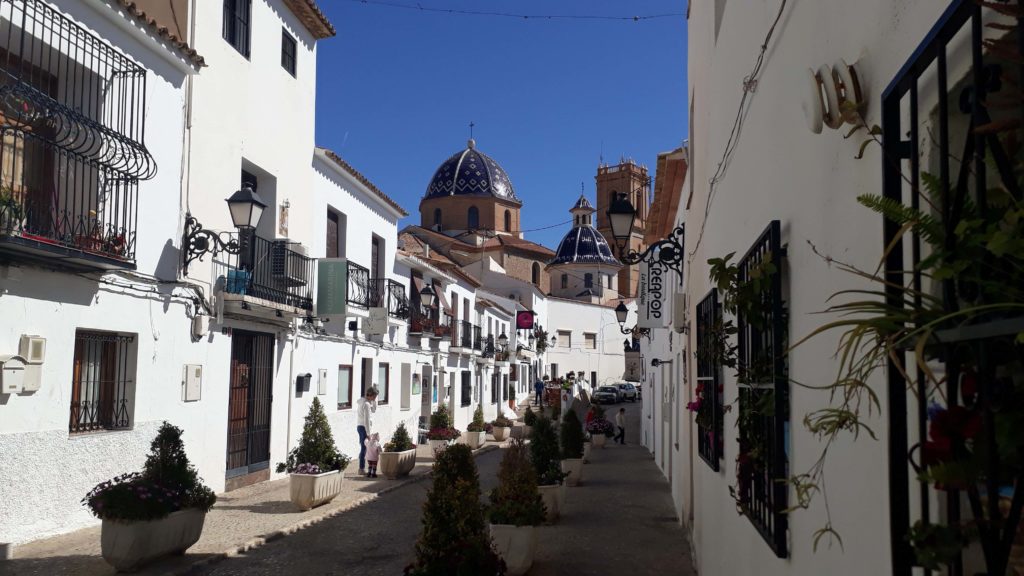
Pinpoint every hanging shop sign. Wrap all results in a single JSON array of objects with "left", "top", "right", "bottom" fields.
[{"left": 637, "top": 260, "right": 671, "bottom": 329}]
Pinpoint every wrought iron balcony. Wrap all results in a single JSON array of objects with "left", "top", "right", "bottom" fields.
[
  {"left": 453, "top": 320, "right": 474, "bottom": 349},
  {"left": 0, "top": 0, "right": 155, "bottom": 269},
  {"left": 346, "top": 261, "right": 370, "bottom": 308},
  {"left": 408, "top": 306, "right": 436, "bottom": 335},
  {"left": 221, "top": 235, "right": 313, "bottom": 312},
  {"left": 473, "top": 325, "right": 483, "bottom": 351}
]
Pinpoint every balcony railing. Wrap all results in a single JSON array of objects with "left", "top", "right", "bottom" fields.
[
  {"left": 222, "top": 235, "right": 313, "bottom": 311},
  {"left": 0, "top": 0, "right": 155, "bottom": 267},
  {"left": 452, "top": 320, "right": 474, "bottom": 349},
  {"left": 346, "top": 262, "right": 408, "bottom": 319},
  {"left": 473, "top": 325, "right": 482, "bottom": 351},
  {"left": 347, "top": 261, "right": 370, "bottom": 308}
]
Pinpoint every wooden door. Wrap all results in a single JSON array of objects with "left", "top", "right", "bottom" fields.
[{"left": 226, "top": 331, "right": 274, "bottom": 478}]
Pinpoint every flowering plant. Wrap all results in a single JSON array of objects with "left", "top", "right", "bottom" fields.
[
  {"left": 426, "top": 426, "right": 462, "bottom": 441},
  {"left": 294, "top": 463, "right": 323, "bottom": 475},
  {"left": 585, "top": 418, "right": 615, "bottom": 437},
  {"left": 492, "top": 416, "right": 513, "bottom": 428}
]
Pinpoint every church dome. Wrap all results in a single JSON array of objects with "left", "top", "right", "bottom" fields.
[
  {"left": 424, "top": 139, "right": 520, "bottom": 203},
  {"left": 549, "top": 226, "right": 621, "bottom": 267}
]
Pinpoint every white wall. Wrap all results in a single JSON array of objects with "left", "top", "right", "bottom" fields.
[{"left": 544, "top": 298, "right": 629, "bottom": 387}]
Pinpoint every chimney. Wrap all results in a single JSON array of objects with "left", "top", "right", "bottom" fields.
[{"left": 424, "top": 244, "right": 431, "bottom": 259}]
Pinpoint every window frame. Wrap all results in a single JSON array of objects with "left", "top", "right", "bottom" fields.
[
  {"left": 69, "top": 330, "right": 136, "bottom": 434},
  {"left": 461, "top": 371, "right": 472, "bottom": 407},
  {"left": 584, "top": 332, "right": 597, "bottom": 350},
  {"left": 337, "top": 365, "right": 353, "bottom": 409},
  {"left": 377, "top": 362, "right": 390, "bottom": 405},
  {"left": 557, "top": 330, "right": 571, "bottom": 348},
  {"left": 584, "top": 273, "right": 593, "bottom": 288},
  {"left": 281, "top": 28, "right": 297, "bottom": 76},
  {"left": 222, "top": 0, "right": 252, "bottom": 58},
  {"left": 561, "top": 274, "right": 568, "bottom": 289},
  {"left": 467, "top": 205, "right": 479, "bottom": 229}
]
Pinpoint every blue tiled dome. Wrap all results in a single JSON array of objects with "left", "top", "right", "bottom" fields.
[
  {"left": 424, "top": 139, "right": 520, "bottom": 203},
  {"left": 549, "top": 226, "right": 621, "bottom": 267}
]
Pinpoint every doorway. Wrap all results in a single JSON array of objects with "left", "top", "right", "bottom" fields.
[{"left": 226, "top": 330, "right": 274, "bottom": 490}]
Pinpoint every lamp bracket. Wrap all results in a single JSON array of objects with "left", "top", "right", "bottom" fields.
[
  {"left": 182, "top": 213, "right": 241, "bottom": 276},
  {"left": 617, "top": 225, "right": 685, "bottom": 283}
]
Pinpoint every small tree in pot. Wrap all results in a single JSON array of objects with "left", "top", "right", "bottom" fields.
[
  {"left": 83, "top": 422, "right": 217, "bottom": 572},
  {"left": 517, "top": 405, "right": 537, "bottom": 440},
  {"left": 405, "top": 444, "right": 506, "bottom": 576},
  {"left": 465, "top": 405, "right": 487, "bottom": 449},
  {"left": 491, "top": 415, "right": 513, "bottom": 442},
  {"left": 426, "top": 404, "right": 461, "bottom": 457},
  {"left": 529, "top": 416, "right": 568, "bottom": 523},
  {"left": 559, "top": 409, "right": 586, "bottom": 486},
  {"left": 380, "top": 422, "right": 417, "bottom": 479},
  {"left": 277, "top": 397, "right": 351, "bottom": 510},
  {"left": 489, "top": 439, "right": 546, "bottom": 576}
]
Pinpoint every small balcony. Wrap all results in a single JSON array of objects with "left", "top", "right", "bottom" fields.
[
  {"left": 220, "top": 235, "right": 314, "bottom": 318},
  {"left": 450, "top": 319, "right": 476, "bottom": 352},
  {"left": 346, "top": 261, "right": 409, "bottom": 319},
  {"left": 473, "top": 325, "right": 483, "bottom": 352}
]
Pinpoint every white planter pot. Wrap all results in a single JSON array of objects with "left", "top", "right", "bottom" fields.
[
  {"left": 491, "top": 426, "right": 511, "bottom": 442},
  {"left": 537, "top": 484, "right": 561, "bottom": 523},
  {"left": 428, "top": 438, "right": 453, "bottom": 457},
  {"left": 583, "top": 442, "right": 591, "bottom": 463},
  {"left": 101, "top": 509, "right": 206, "bottom": 572},
  {"left": 489, "top": 524, "right": 538, "bottom": 576},
  {"left": 465, "top": 430, "right": 485, "bottom": 449},
  {"left": 289, "top": 469, "right": 343, "bottom": 511},
  {"left": 561, "top": 458, "right": 584, "bottom": 487},
  {"left": 592, "top": 434, "right": 608, "bottom": 448},
  {"left": 511, "top": 425, "right": 532, "bottom": 440},
  {"left": 379, "top": 448, "right": 417, "bottom": 479}
]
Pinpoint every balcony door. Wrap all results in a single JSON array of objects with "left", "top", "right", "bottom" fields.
[{"left": 226, "top": 330, "right": 274, "bottom": 488}]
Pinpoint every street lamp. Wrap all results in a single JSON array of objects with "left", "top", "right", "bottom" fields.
[
  {"left": 606, "top": 192, "right": 684, "bottom": 283},
  {"left": 182, "top": 186, "right": 268, "bottom": 275},
  {"left": 497, "top": 332, "right": 509, "bottom": 351},
  {"left": 419, "top": 284, "right": 436, "bottom": 313},
  {"left": 528, "top": 332, "right": 536, "bottom": 348},
  {"left": 614, "top": 300, "right": 632, "bottom": 334}
]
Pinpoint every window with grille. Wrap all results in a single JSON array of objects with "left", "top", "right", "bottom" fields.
[
  {"left": 222, "top": 0, "right": 252, "bottom": 58},
  {"left": 735, "top": 220, "right": 788, "bottom": 557},
  {"left": 461, "top": 371, "right": 472, "bottom": 407},
  {"left": 281, "top": 28, "right": 296, "bottom": 76},
  {"left": 696, "top": 289, "right": 724, "bottom": 470},
  {"left": 69, "top": 331, "right": 135, "bottom": 434},
  {"left": 584, "top": 273, "right": 593, "bottom": 288}
]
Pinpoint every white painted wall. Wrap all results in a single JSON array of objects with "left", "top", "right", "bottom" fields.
[{"left": 543, "top": 298, "right": 631, "bottom": 388}]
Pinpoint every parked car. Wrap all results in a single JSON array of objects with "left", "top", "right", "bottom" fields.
[
  {"left": 617, "top": 383, "right": 638, "bottom": 402},
  {"left": 634, "top": 382, "right": 643, "bottom": 398},
  {"left": 593, "top": 385, "right": 620, "bottom": 404}
]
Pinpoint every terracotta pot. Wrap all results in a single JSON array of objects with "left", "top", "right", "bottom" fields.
[
  {"left": 561, "top": 458, "right": 584, "bottom": 487},
  {"left": 537, "top": 484, "right": 562, "bottom": 523},
  {"left": 101, "top": 509, "right": 206, "bottom": 572},
  {"left": 465, "top": 430, "right": 485, "bottom": 449},
  {"left": 289, "top": 469, "right": 343, "bottom": 511},
  {"left": 489, "top": 524, "right": 538, "bottom": 576},
  {"left": 592, "top": 434, "right": 608, "bottom": 448},
  {"left": 492, "top": 426, "right": 511, "bottom": 441},
  {"left": 378, "top": 448, "right": 417, "bottom": 479}
]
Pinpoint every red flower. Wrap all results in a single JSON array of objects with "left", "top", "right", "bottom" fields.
[
  {"left": 929, "top": 405, "right": 982, "bottom": 443},
  {"left": 960, "top": 372, "right": 977, "bottom": 402}
]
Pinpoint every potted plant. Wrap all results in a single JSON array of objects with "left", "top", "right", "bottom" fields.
[
  {"left": 559, "top": 409, "right": 586, "bottom": 487},
  {"left": 521, "top": 405, "right": 537, "bottom": 438},
  {"left": 405, "top": 444, "right": 506, "bottom": 576},
  {"left": 82, "top": 422, "right": 217, "bottom": 572},
  {"left": 529, "top": 416, "right": 567, "bottom": 523},
  {"left": 426, "top": 404, "right": 461, "bottom": 457},
  {"left": 488, "top": 438, "right": 546, "bottom": 576},
  {"left": 0, "top": 184, "right": 22, "bottom": 235},
  {"left": 491, "top": 415, "right": 513, "bottom": 442},
  {"left": 276, "top": 397, "right": 351, "bottom": 510},
  {"left": 586, "top": 416, "right": 614, "bottom": 448},
  {"left": 465, "top": 405, "right": 487, "bottom": 449},
  {"left": 380, "top": 422, "right": 417, "bottom": 480}
]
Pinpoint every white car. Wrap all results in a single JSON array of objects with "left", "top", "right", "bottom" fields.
[{"left": 616, "top": 383, "right": 638, "bottom": 402}]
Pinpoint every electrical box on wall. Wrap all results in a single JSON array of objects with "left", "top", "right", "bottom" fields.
[
  {"left": 183, "top": 364, "right": 202, "bottom": 401},
  {"left": 318, "top": 369, "right": 328, "bottom": 395},
  {"left": 19, "top": 335, "right": 46, "bottom": 363},
  {"left": 0, "top": 355, "right": 26, "bottom": 394}
]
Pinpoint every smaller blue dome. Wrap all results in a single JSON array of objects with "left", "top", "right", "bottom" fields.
[{"left": 548, "top": 226, "right": 621, "bottom": 267}]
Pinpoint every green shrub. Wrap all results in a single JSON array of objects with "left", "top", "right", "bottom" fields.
[
  {"left": 489, "top": 439, "right": 546, "bottom": 526},
  {"left": 560, "top": 409, "right": 585, "bottom": 459},
  {"left": 550, "top": 403, "right": 561, "bottom": 420},
  {"left": 406, "top": 444, "right": 506, "bottom": 576},
  {"left": 82, "top": 422, "right": 217, "bottom": 521},
  {"left": 529, "top": 416, "right": 567, "bottom": 486},
  {"left": 429, "top": 404, "right": 453, "bottom": 430},
  {"left": 277, "top": 397, "right": 350, "bottom": 473},
  {"left": 467, "top": 405, "right": 486, "bottom": 432},
  {"left": 492, "top": 415, "right": 513, "bottom": 428},
  {"left": 522, "top": 406, "right": 537, "bottom": 426},
  {"left": 385, "top": 422, "right": 415, "bottom": 452}
]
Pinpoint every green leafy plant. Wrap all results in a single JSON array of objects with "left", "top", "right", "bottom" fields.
[
  {"left": 559, "top": 409, "right": 585, "bottom": 459},
  {"left": 277, "top": 398, "right": 350, "bottom": 473},
  {"left": 82, "top": 422, "right": 216, "bottom": 521},
  {"left": 492, "top": 415, "right": 513, "bottom": 428},
  {"left": 489, "top": 438, "right": 546, "bottom": 526},
  {"left": 529, "top": 416, "right": 567, "bottom": 486},
  {"left": 385, "top": 422, "right": 415, "bottom": 452},
  {"left": 467, "top": 405, "right": 487, "bottom": 433},
  {"left": 405, "top": 444, "right": 506, "bottom": 576},
  {"left": 534, "top": 328, "right": 549, "bottom": 355},
  {"left": 427, "top": 404, "right": 462, "bottom": 441},
  {"left": 522, "top": 405, "right": 537, "bottom": 426}
]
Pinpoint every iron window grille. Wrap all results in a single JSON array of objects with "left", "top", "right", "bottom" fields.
[
  {"left": 461, "top": 371, "right": 472, "bottom": 407},
  {"left": 696, "top": 288, "right": 724, "bottom": 471},
  {"left": 735, "top": 220, "right": 788, "bottom": 558},
  {"left": 491, "top": 373, "right": 498, "bottom": 404},
  {"left": 473, "top": 325, "right": 482, "bottom": 351},
  {"left": 223, "top": 0, "right": 252, "bottom": 58},
  {"left": 281, "top": 29, "right": 297, "bottom": 77},
  {"left": 880, "top": 1, "right": 1024, "bottom": 574},
  {"left": 386, "top": 280, "right": 409, "bottom": 319},
  {"left": 69, "top": 331, "right": 134, "bottom": 434},
  {"left": 1, "top": 0, "right": 155, "bottom": 265}
]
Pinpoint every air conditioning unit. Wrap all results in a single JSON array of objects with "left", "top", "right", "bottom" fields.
[
  {"left": 271, "top": 239, "right": 308, "bottom": 287},
  {"left": 19, "top": 335, "right": 45, "bottom": 364}
]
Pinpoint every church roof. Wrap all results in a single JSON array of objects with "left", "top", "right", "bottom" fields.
[
  {"left": 424, "top": 140, "right": 520, "bottom": 204},
  {"left": 572, "top": 194, "right": 595, "bottom": 211},
  {"left": 548, "top": 226, "right": 621, "bottom": 267}
]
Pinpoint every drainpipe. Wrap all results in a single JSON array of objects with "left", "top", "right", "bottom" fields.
[{"left": 286, "top": 321, "right": 297, "bottom": 455}]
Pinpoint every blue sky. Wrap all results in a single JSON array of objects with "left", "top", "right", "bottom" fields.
[{"left": 313, "top": 0, "right": 688, "bottom": 249}]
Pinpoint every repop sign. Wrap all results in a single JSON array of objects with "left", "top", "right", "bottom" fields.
[{"left": 516, "top": 310, "right": 535, "bottom": 330}]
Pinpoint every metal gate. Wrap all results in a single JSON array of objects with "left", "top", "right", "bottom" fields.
[{"left": 226, "top": 330, "right": 274, "bottom": 479}]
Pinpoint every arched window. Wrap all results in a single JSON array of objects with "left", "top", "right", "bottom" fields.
[
  {"left": 532, "top": 262, "right": 541, "bottom": 286},
  {"left": 468, "top": 206, "right": 479, "bottom": 229},
  {"left": 584, "top": 273, "right": 593, "bottom": 288},
  {"left": 504, "top": 210, "right": 512, "bottom": 232},
  {"left": 433, "top": 208, "right": 442, "bottom": 229},
  {"left": 561, "top": 274, "right": 568, "bottom": 289}
]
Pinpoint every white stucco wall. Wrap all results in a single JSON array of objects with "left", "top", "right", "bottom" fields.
[{"left": 543, "top": 298, "right": 629, "bottom": 387}]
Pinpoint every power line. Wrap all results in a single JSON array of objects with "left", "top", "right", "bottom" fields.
[{"left": 339, "top": 0, "right": 684, "bottom": 22}]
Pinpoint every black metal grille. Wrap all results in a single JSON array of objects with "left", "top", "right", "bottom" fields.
[
  {"left": 226, "top": 330, "right": 273, "bottom": 477},
  {"left": 473, "top": 325, "right": 482, "bottom": 351},
  {"left": 736, "top": 220, "right": 787, "bottom": 557},
  {"left": 224, "top": 234, "right": 313, "bottom": 311},
  {"left": 881, "top": 2, "right": 1024, "bottom": 574},
  {"left": 69, "top": 331, "right": 134, "bottom": 434},
  {"left": 456, "top": 320, "right": 474, "bottom": 348},
  {"left": 222, "top": 0, "right": 251, "bottom": 58},
  {"left": 386, "top": 279, "right": 408, "bottom": 319},
  {"left": 347, "top": 261, "right": 370, "bottom": 308},
  {"left": 696, "top": 288, "right": 723, "bottom": 471},
  {"left": 280, "top": 29, "right": 296, "bottom": 76},
  {"left": 461, "top": 371, "right": 471, "bottom": 407}
]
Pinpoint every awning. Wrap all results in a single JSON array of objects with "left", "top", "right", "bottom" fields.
[
  {"left": 433, "top": 279, "right": 452, "bottom": 315},
  {"left": 411, "top": 275, "right": 424, "bottom": 305}
]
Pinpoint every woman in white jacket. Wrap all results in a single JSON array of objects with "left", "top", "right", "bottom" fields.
[{"left": 355, "top": 387, "right": 378, "bottom": 475}]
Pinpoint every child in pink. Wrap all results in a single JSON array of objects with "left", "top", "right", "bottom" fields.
[{"left": 364, "top": 432, "right": 382, "bottom": 478}]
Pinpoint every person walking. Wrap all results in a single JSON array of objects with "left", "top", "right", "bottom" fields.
[
  {"left": 356, "top": 387, "right": 379, "bottom": 475},
  {"left": 614, "top": 407, "right": 626, "bottom": 444},
  {"left": 534, "top": 376, "right": 545, "bottom": 406},
  {"left": 364, "top": 432, "right": 382, "bottom": 478}
]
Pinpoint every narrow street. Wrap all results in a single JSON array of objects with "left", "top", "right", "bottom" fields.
[{"left": 190, "top": 402, "right": 693, "bottom": 576}]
